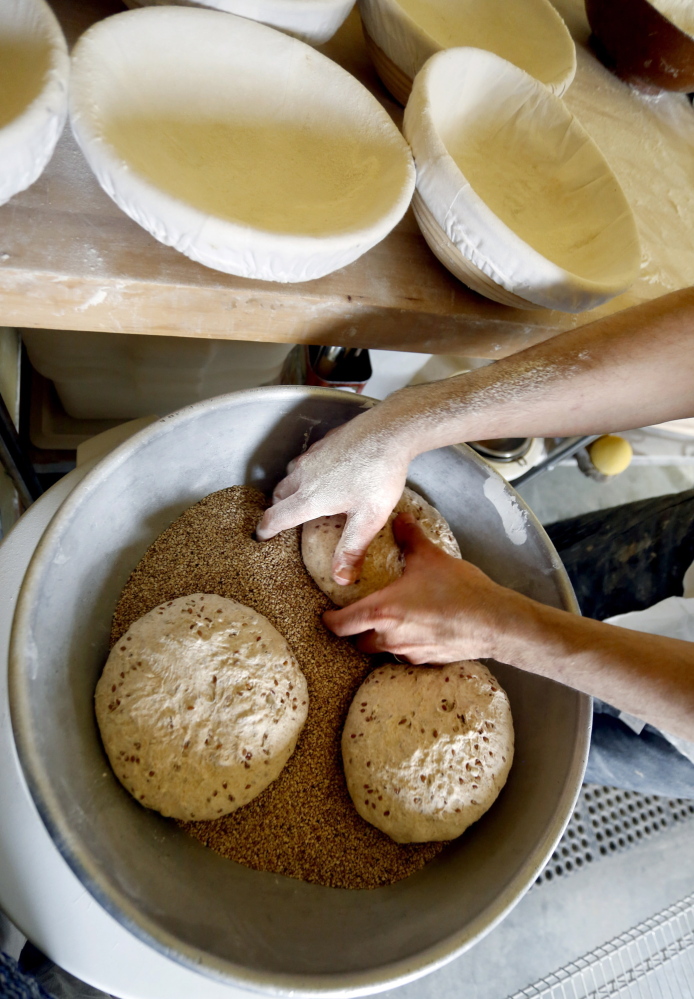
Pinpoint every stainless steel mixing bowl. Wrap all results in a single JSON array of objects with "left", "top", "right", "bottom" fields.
[{"left": 9, "top": 387, "right": 590, "bottom": 996}]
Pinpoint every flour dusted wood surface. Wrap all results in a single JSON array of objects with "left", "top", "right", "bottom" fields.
[{"left": 1, "top": 0, "right": 693, "bottom": 356}]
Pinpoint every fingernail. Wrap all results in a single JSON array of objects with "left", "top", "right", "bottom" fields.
[{"left": 335, "top": 566, "right": 357, "bottom": 585}]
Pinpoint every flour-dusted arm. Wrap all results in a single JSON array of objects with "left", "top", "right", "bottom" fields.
[{"left": 258, "top": 288, "right": 694, "bottom": 584}]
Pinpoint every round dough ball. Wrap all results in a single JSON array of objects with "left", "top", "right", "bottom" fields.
[
  {"left": 342, "top": 661, "right": 514, "bottom": 843},
  {"left": 302, "top": 486, "right": 461, "bottom": 607},
  {"left": 95, "top": 593, "right": 308, "bottom": 821}
]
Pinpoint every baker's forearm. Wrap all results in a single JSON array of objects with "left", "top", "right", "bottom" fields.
[
  {"left": 323, "top": 519, "right": 694, "bottom": 738},
  {"left": 495, "top": 596, "right": 694, "bottom": 741},
  {"left": 378, "top": 287, "right": 694, "bottom": 455},
  {"left": 259, "top": 288, "right": 694, "bottom": 577}
]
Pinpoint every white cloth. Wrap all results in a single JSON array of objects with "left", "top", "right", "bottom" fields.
[{"left": 605, "top": 579, "right": 694, "bottom": 765}]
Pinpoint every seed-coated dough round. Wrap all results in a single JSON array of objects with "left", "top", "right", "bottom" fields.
[
  {"left": 342, "top": 660, "right": 514, "bottom": 843},
  {"left": 301, "top": 486, "right": 462, "bottom": 607},
  {"left": 95, "top": 593, "right": 308, "bottom": 820}
]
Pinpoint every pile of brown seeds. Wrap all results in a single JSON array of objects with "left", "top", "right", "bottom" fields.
[{"left": 110, "top": 486, "right": 445, "bottom": 889}]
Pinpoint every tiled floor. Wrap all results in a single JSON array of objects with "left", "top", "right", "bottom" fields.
[
  {"left": 509, "top": 893, "right": 694, "bottom": 999},
  {"left": 377, "top": 790, "right": 694, "bottom": 999}
]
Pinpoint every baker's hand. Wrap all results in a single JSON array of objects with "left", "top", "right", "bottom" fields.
[
  {"left": 322, "top": 513, "right": 524, "bottom": 663},
  {"left": 256, "top": 408, "right": 411, "bottom": 585}
]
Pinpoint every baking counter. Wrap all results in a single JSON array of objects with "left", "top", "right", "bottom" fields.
[{"left": 1, "top": 0, "right": 694, "bottom": 357}]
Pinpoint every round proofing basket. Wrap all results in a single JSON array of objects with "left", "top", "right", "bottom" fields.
[
  {"left": 358, "top": 0, "right": 576, "bottom": 105},
  {"left": 0, "top": 0, "right": 70, "bottom": 206},
  {"left": 362, "top": 29, "right": 414, "bottom": 106},
  {"left": 68, "top": 7, "right": 414, "bottom": 283},
  {"left": 403, "top": 47, "right": 641, "bottom": 313},
  {"left": 10, "top": 387, "right": 590, "bottom": 997},
  {"left": 411, "top": 189, "right": 538, "bottom": 309}
]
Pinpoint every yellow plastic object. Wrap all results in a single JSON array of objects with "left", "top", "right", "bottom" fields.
[{"left": 587, "top": 435, "right": 633, "bottom": 476}]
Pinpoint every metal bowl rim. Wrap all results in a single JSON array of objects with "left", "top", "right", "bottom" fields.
[{"left": 9, "top": 385, "right": 591, "bottom": 996}]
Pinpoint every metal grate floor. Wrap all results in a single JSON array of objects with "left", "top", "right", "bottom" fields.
[
  {"left": 535, "top": 784, "right": 694, "bottom": 888},
  {"left": 509, "top": 892, "right": 694, "bottom": 999}
]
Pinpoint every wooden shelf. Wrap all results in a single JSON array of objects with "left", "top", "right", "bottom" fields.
[{"left": 2, "top": 0, "right": 694, "bottom": 357}]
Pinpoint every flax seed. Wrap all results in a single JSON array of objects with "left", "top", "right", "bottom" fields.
[{"left": 110, "top": 486, "right": 443, "bottom": 889}]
